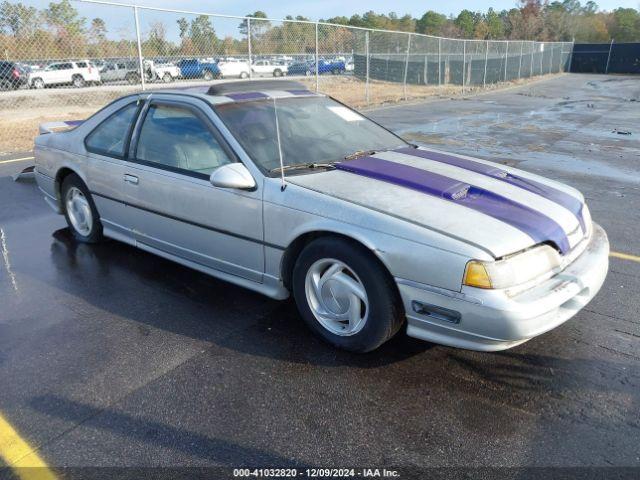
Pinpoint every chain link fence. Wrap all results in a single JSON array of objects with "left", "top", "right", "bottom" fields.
[{"left": 0, "top": 0, "right": 573, "bottom": 153}]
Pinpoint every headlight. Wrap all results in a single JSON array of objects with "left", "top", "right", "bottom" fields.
[{"left": 463, "top": 244, "right": 561, "bottom": 290}]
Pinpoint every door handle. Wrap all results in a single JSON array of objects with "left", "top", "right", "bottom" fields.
[{"left": 124, "top": 174, "right": 139, "bottom": 185}]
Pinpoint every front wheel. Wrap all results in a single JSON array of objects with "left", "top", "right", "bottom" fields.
[
  {"left": 125, "top": 72, "right": 140, "bottom": 85},
  {"left": 203, "top": 70, "right": 214, "bottom": 81},
  {"left": 162, "top": 72, "right": 173, "bottom": 83},
  {"left": 292, "top": 237, "right": 405, "bottom": 352},
  {"left": 239, "top": 71, "right": 249, "bottom": 79},
  {"left": 61, "top": 174, "right": 103, "bottom": 243}
]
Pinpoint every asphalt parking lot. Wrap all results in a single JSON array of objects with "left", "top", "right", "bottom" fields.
[{"left": 0, "top": 73, "right": 638, "bottom": 477}]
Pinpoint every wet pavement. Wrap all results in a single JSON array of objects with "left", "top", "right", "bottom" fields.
[{"left": 0, "top": 74, "right": 638, "bottom": 475}]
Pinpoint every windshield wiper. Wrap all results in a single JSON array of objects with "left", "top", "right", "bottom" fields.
[{"left": 269, "top": 162, "right": 337, "bottom": 175}]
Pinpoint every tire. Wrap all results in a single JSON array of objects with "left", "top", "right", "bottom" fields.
[
  {"left": 292, "top": 236, "right": 404, "bottom": 352},
  {"left": 125, "top": 72, "right": 139, "bottom": 85},
  {"left": 239, "top": 71, "right": 249, "bottom": 79},
  {"left": 332, "top": 68, "right": 339, "bottom": 75},
  {"left": 273, "top": 69, "right": 282, "bottom": 77},
  {"left": 162, "top": 72, "right": 173, "bottom": 83},
  {"left": 304, "top": 70, "right": 311, "bottom": 77},
  {"left": 203, "top": 69, "right": 214, "bottom": 81},
  {"left": 32, "top": 77, "right": 45, "bottom": 89},
  {"left": 61, "top": 173, "right": 103, "bottom": 244},
  {"left": 72, "top": 75, "right": 86, "bottom": 88}
]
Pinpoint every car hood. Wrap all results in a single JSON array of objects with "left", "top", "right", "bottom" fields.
[{"left": 286, "top": 147, "right": 587, "bottom": 259}]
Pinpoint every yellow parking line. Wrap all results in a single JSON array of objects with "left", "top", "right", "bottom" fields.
[
  {"left": 0, "top": 411, "right": 56, "bottom": 480},
  {"left": 0, "top": 157, "right": 34, "bottom": 165},
  {"left": 610, "top": 251, "right": 640, "bottom": 263}
]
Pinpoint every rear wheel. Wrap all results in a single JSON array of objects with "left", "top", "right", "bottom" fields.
[
  {"left": 162, "top": 72, "right": 173, "bottom": 83},
  {"left": 61, "top": 174, "right": 103, "bottom": 243},
  {"left": 292, "top": 236, "right": 405, "bottom": 352},
  {"left": 32, "top": 78, "right": 45, "bottom": 89},
  {"left": 273, "top": 69, "right": 282, "bottom": 77},
  {"left": 203, "top": 69, "right": 214, "bottom": 81},
  {"left": 72, "top": 75, "right": 86, "bottom": 88},
  {"left": 239, "top": 71, "right": 249, "bottom": 79}
]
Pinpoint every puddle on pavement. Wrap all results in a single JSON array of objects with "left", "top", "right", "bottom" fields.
[{"left": 518, "top": 152, "right": 640, "bottom": 183}]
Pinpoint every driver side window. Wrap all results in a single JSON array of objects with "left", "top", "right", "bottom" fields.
[{"left": 135, "top": 103, "right": 233, "bottom": 176}]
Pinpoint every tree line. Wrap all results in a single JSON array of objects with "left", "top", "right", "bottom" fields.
[
  {"left": 1, "top": 0, "right": 638, "bottom": 62},
  {"left": 323, "top": 1, "right": 640, "bottom": 43}
]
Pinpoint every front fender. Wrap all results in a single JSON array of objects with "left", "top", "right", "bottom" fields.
[{"left": 263, "top": 181, "right": 473, "bottom": 292}]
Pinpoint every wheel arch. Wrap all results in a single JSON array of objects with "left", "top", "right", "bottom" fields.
[
  {"left": 54, "top": 167, "right": 84, "bottom": 206},
  {"left": 280, "top": 229, "right": 398, "bottom": 296}
]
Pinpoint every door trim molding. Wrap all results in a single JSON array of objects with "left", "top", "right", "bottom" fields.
[{"left": 90, "top": 190, "right": 285, "bottom": 250}]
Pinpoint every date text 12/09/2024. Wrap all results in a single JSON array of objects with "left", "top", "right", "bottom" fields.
[{"left": 233, "top": 468, "right": 400, "bottom": 478}]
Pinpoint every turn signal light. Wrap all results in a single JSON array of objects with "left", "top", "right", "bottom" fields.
[{"left": 463, "top": 261, "right": 492, "bottom": 289}]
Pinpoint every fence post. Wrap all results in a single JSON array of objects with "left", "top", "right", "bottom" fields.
[
  {"left": 462, "top": 40, "right": 466, "bottom": 94},
  {"left": 438, "top": 38, "right": 442, "bottom": 86},
  {"left": 423, "top": 54, "right": 428, "bottom": 85},
  {"left": 403, "top": 34, "right": 411, "bottom": 100},
  {"left": 568, "top": 38, "right": 575, "bottom": 72},
  {"left": 504, "top": 40, "right": 509, "bottom": 81},
  {"left": 549, "top": 44, "right": 554, "bottom": 73},
  {"left": 133, "top": 5, "right": 145, "bottom": 91},
  {"left": 518, "top": 41, "right": 524, "bottom": 79},
  {"left": 483, "top": 40, "right": 489, "bottom": 88},
  {"left": 539, "top": 44, "right": 544, "bottom": 75},
  {"left": 315, "top": 22, "right": 319, "bottom": 92},
  {"left": 605, "top": 38, "right": 614, "bottom": 74},
  {"left": 365, "top": 30, "right": 370, "bottom": 106},
  {"left": 247, "top": 18, "right": 252, "bottom": 79},
  {"left": 530, "top": 42, "right": 535, "bottom": 77}
]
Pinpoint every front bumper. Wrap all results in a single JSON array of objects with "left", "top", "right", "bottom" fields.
[{"left": 397, "top": 223, "right": 609, "bottom": 351}]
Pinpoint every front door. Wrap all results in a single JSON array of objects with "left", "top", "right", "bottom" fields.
[
  {"left": 84, "top": 98, "right": 141, "bottom": 244},
  {"left": 125, "top": 98, "right": 264, "bottom": 282}
]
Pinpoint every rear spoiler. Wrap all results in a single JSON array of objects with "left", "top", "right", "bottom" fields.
[{"left": 39, "top": 119, "right": 84, "bottom": 135}]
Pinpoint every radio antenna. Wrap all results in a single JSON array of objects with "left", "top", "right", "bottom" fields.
[{"left": 273, "top": 98, "right": 287, "bottom": 192}]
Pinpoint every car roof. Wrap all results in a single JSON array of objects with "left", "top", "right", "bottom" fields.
[{"left": 148, "top": 80, "right": 323, "bottom": 105}]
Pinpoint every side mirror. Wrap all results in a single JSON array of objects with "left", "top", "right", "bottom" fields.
[{"left": 210, "top": 163, "right": 256, "bottom": 190}]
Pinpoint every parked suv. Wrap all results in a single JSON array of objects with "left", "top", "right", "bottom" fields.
[
  {"left": 251, "top": 60, "right": 288, "bottom": 77},
  {"left": 217, "top": 58, "right": 251, "bottom": 78},
  {"left": 28, "top": 60, "right": 101, "bottom": 88},
  {"left": 0, "top": 61, "right": 28, "bottom": 90},
  {"left": 100, "top": 60, "right": 141, "bottom": 84},
  {"left": 177, "top": 59, "right": 221, "bottom": 80}
]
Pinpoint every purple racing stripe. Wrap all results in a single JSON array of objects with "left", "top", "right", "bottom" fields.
[
  {"left": 225, "top": 92, "right": 269, "bottom": 101},
  {"left": 336, "top": 156, "right": 571, "bottom": 254},
  {"left": 396, "top": 147, "right": 585, "bottom": 233},
  {"left": 286, "top": 89, "right": 315, "bottom": 96}
]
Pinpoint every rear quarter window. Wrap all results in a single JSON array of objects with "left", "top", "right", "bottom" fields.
[{"left": 85, "top": 102, "right": 139, "bottom": 158}]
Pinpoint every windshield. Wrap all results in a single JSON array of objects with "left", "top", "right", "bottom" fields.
[{"left": 214, "top": 96, "right": 407, "bottom": 175}]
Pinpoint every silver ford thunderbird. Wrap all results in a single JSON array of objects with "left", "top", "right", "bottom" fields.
[{"left": 34, "top": 80, "right": 609, "bottom": 352}]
